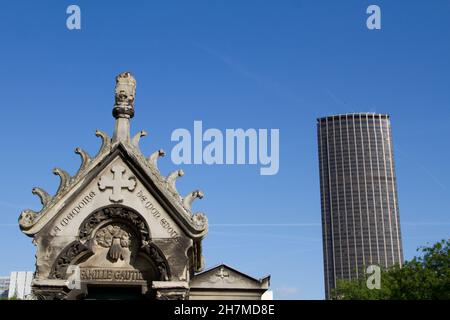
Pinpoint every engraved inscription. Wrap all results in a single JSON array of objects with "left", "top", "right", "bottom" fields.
[
  {"left": 136, "top": 189, "right": 181, "bottom": 242},
  {"left": 80, "top": 268, "right": 149, "bottom": 282},
  {"left": 53, "top": 191, "right": 96, "bottom": 233}
]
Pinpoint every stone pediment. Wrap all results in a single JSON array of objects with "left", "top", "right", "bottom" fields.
[
  {"left": 190, "top": 264, "right": 270, "bottom": 290},
  {"left": 19, "top": 136, "right": 208, "bottom": 240},
  {"left": 19, "top": 90, "right": 209, "bottom": 279}
]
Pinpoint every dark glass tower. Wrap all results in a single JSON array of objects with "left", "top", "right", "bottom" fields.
[{"left": 317, "top": 113, "right": 403, "bottom": 299}]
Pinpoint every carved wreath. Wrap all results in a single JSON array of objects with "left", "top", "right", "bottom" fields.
[
  {"left": 95, "top": 224, "right": 133, "bottom": 262},
  {"left": 79, "top": 206, "right": 150, "bottom": 244}
]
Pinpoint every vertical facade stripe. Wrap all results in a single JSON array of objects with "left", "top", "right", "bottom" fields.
[
  {"left": 352, "top": 114, "right": 366, "bottom": 269},
  {"left": 332, "top": 119, "right": 344, "bottom": 279},
  {"left": 380, "top": 117, "right": 395, "bottom": 265},
  {"left": 366, "top": 114, "right": 380, "bottom": 262},
  {"left": 318, "top": 122, "right": 330, "bottom": 297},
  {"left": 360, "top": 116, "right": 373, "bottom": 264},
  {"left": 339, "top": 116, "right": 351, "bottom": 279},
  {"left": 346, "top": 115, "right": 359, "bottom": 278},
  {"left": 373, "top": 116, "right": 388, "bottom": 267},
  {"left": 386, "top": 121, "right": 403, "bottom": 266},
  {"left": 325, "top": 118, "right": 337, "bottom": 295}
]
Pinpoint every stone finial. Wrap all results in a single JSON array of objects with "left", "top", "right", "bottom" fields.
[
  {"left": 112, "top": 72, "right": 136, "bottom": 143},
  {"left": 32, "top": 187, "right": 52, "bottom": 207},
  {"left": 167, "top": 169, "right": 184, "bottom": 196},
  {"left": 182, "top": 190, "right": 204, "bottom": 212},
  {"left": 132, "top": 130, "right": 147, "bottom": 149},
  {"left": 148, "top": 149, "right": 166, "bottom": 172},
  {"left": 53, "top": 168, "right": 71, "bottom": 195},
  {"left": 113, "top": 72, "right": 136, "bottom": 119}
]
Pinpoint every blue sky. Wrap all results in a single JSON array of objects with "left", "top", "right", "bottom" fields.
[{"left": 0, "top": 1, "right": 449, "bottom": 299}]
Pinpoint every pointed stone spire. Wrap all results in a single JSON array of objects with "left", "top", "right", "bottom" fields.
[{"left": 112, "top": 72, "right": 136, "bottom": 143}]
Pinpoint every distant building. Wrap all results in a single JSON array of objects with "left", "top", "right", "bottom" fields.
[
  {"left": 8, "top": 271, "right": 33, "bottom": 299},
  {"left": 0, "top": 276, "right": 10, "bottom": 298},
  {"left": 317, "top": 113, "right": 404, "bottom": 299},
  {"left": 0, "top": 272, "right": 33, "bottom": 299},
  {"left": 261, "top": 290, "right": 274, "bottom": 300}
]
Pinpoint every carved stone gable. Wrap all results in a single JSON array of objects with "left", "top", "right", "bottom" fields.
[
  {"left": 19, "top": 72, "right": 269, "bottom": 300},
  {"left": 190, "top": 264, "right": 270, "bottom": 290}
]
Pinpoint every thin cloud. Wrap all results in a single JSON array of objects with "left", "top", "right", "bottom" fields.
[
  {"left": 275, "top": 286, "right": 299, "bottom": 296},
  {"left": 193, "top": 43, "right": 305, "bottom": 104},
  {"left": 0, "top": 200, "right": 31, "bottom": 210},
  {"left": 402, "top": 221, "right": 450, "bottom": 226},
  {"left": 325, "top": 88, "right": 352, "bottom": 111},
  {"left": 396, "top": 148, "right": 448, "bottom": 191},
  {"left": 210, "top": 223, "right": 320, "bottom": 227},
  {"left": 209, "top": 230, "right": 320, "bottom": 242}
]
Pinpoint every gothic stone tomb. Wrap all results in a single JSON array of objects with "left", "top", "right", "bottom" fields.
[{"left": 18, "top": 72, "right": 270, "bottom": 300}]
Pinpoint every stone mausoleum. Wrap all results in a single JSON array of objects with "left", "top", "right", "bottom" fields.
[{"left": 18, "top": 72, "right": 270, "bottom": 300}]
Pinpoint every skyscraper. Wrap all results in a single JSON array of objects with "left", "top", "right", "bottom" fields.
[{"left": 317, "top": 113, "right": 403, "bottom": 299}]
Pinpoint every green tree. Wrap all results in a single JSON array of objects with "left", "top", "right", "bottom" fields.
[{"left": 331, "top": 238, "right": 450, "bottom": 300}]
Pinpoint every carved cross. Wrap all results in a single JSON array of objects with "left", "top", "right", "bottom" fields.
[
  {"left": 216, "top": 267, "right": 229, "bottom": 280},
  {"left": 98, "top": 165, "right": 136, "bottom": 203}
]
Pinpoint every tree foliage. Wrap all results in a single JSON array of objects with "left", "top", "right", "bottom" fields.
[{"left": 331, "top": 238, "right": 450, "bottom": 300}]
